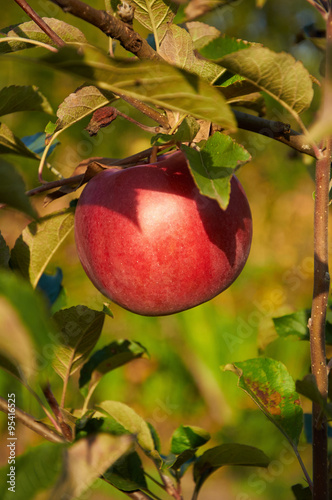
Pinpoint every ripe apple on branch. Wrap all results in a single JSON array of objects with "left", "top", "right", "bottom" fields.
[{"left": 74, "top": 150, "right": 252, "bottom": 316}]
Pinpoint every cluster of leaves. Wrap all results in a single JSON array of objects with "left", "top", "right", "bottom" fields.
[{"left": 0, "top": 0, "right": 329, "bottom": 498}]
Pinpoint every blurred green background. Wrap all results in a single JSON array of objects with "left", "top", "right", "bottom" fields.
[{"left": 0, "top": 0, "right": 329, "bottom": 498}]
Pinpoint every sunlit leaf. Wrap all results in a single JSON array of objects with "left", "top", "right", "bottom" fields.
[
  {"left": 0, "top": 442, "right": 64, "bottom": 500},
  {"left": 218, "top": 47, "right": 314, "bottom": 114},
  {"left": 129, "top": 0, "right": 177, "bottom": 46},
  {"left": 182, "top": 132, "right": 251, "bottom": 209},
  {"left": 97, "top": 401, "right": 156, "bottom": 455},
  {"left": 0, "top": 18, "right": 86, "bottom": 53},
  {"left": 159, "top": 24, "right": 223, "bottom": 83},
  {"left": 52, "top": 305, "right": 105, "bottom": 380},
  {"left": 186, "top": 21, "right": 220, "bottom": 50},
  {"left": 53, "top": 85, "right": 115, "bottom": 134},
  {"left": 185, "top": 0, "right": 238, "bottom": 21},
  {"left": 18, "top": 207, "right": 74, "bottom": 288},
  {"left": 79, "top": 339, "right": 148, "bottom": 396},
  {"left": 49, "top": 433, "right": 131, "bottom": 500},
  {"left": 103, "top": 451, "right": 148, "bottom": 492},
  {"left": 193, "top": 443, "right": 269, "bottom": 497},
  {"left": 0, "top": 85, "right": 53, "bottom": 116},
  {"left": 171, "top": 425, "right": 210, "bottom": 454},
  {"left": 41, "top": 46, "right": 236, "bottom": 130},
  {"left": 0, "top": 123, "right": 40, "bottom": 159},
  {"left": 223, "top": 358, "right": 303, "bottom": 446},
  {"left": 76, "top": 414, "right": 129, "bottom": 439}
]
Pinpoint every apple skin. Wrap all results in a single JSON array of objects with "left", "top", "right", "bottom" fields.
[{"left": 74, "top": 150, "right": 252, "bottom": 316}]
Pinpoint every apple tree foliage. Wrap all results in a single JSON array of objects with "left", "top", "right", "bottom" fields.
[{"left": 0, "top": 0, "right": 331, "bottom": 499}]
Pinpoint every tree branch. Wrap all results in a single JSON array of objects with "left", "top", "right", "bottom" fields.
[
  {"left": 232, "top": 110, "right": 318, "bottom": 158},
  {"left": 0, "top": 396, "right": 66, "bottom": 444},
  {"left": 49, "top": 0, "right": 161, "bottom": 60},
  {"left": 309, "top": 6, "right": 332, "bottom": 499},
  {"left": 14, "top": 0, "right": 66, "bottom": 47}
]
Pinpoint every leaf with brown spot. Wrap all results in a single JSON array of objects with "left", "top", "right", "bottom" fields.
[{"left": 223, "top": 358, "right": 303, "bottom": 446}]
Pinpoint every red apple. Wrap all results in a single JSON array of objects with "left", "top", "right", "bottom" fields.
[{"left": 74, "top": 150, "right": 252, "bottom": 316}]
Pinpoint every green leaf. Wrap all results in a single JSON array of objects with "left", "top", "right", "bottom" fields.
[
  {"left": 223, "top": 358, "right": 303, "bottom": 446},
  {"left": 128, "top": 0, "right": 177, "bottom": 46},
  {"left": 291, "top": 483, "right": 314, "bottom": 500},
  {"left": 79, "top": 339, "right": 148, "bottom": 395},
  {"left": 0, "top": 18, "right": 87, "bottom": 53},
  {"left": 0, "top": 270, "right": 57, "bottom": 379},
  {"left": 0, "top": 442, "right": 64, "bottom": 500},
  {"left": 0, "top": 85, "right": 53, "bottom": 116},
  {"left": 193, "top": 444, "right": 269, "bottom": 496},
  {"left": 148, "top": 422, "right": 161, "bottom": 453},
  {"left": 49, "top": 433, "right": 132, "bottom": 500},
  {"left": 152, "top": 116, "right": 200, "bottom": 145},
  {"left": 76, "top": 415, "right": 129, "bottom": 439},
  {"left": 0, "top": 231, "right": 10, "bottom": 269},
  {"left": 0, "top": 160, "right": 37, "bottom": 219},
  {"left": 296, "top": 374, "right": 332, "bottom": 418},
  {"left": 199, "top": 35, "right": 255, "bottom": 60},
  {"left": 182, "top": 132, "right": 251, "bottom": 209},
  {"left": 54, "top": 85, "right": 115, "bottom": 134},
  {"left": 186, "top": 21, "right": 220, "bottom": 50},
  {"left": 0, "top": 123, "right": 40, "bottom": 159},
  {"left": 273, "top": 310, "right": 309, "bottom": 339},
  {"left": 9, "top": 235, "right": 30, "bottom": 280},
  {"left": 52, "top": 305, "right": 105, "bottom": 380},
  {"left": 218, "top": 47, "right": 314, "bottom": 114},
  {"left": 171, "top": 425, "right": 210, "bottom": 454},
  {"left": 41, "top": 46, "right": 236, "bottom": 130},
  {"left": 171, "top": 449, "right": 196, "bottom": 472},
  {"left": 103, "top": 451, "right": 148, "bottom": 492},
  {"left": 159, "top": 24, "right": 223, "bottom": 83},
  {"left": 97, "top": 401, "right": 156, "bottom": 455},
  {"left": 273, "top": 308, "right": 332, "bottom": 344},
  {"left": 18, "top": 207, "right": 75, "bottom": 288}
]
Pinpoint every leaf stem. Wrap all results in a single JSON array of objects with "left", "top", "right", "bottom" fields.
[
  {"left": 0, "top": 36, "right": 58, "bottom": 52},
  {"left": 13, "top": 0, "right": 66, "bottom": 47}
]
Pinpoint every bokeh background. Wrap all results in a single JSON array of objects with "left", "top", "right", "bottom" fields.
[{"left": 0, "top": 0, "right": 329, "bottom": 498}]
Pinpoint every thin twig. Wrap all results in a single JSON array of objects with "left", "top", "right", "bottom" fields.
[
  {"left": 49, "top": 0, "right": 161, "bottom": 60},
  {"left": 26, "top": 145, "right": 172, "bottom": 198},
  {"left": 13, "top": 0, "right": 66, "bottom": 47},
  {"left": 0, "top": 396, "right": 66, "bottom": 443}
]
